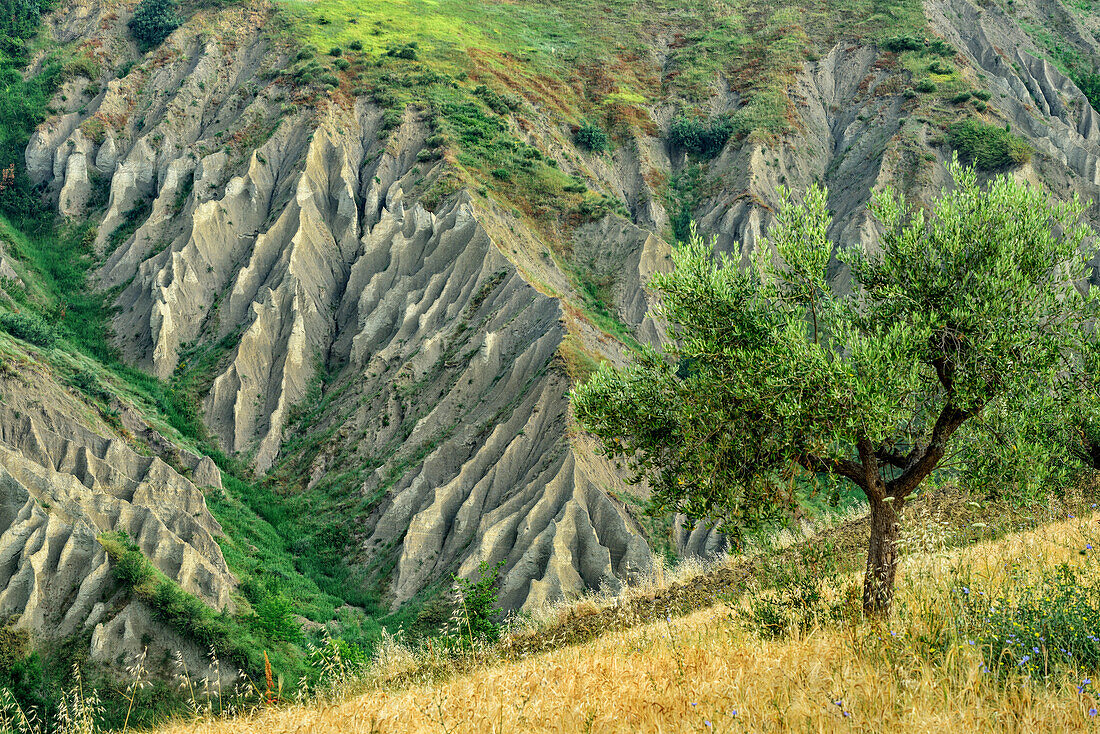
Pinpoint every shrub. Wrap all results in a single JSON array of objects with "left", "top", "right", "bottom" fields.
[
  {"left": 0, "top": 311, "right": 57, "bottom": 348},
  {"left": 947, "top": 119, "right": 1031, "bottom": 170},
  {"left": 61, "top": 54, "right": 99, "bottom": 81},
  {"left": 328, "top": 46, "right": 342, "bottom": 57},
  {"left": 0, "top": 0, "right": 49, "bottom": 42},
  {"left": 575, "top": 122, "right": 609, "bottom": 152},
  {"left": 385, "top": 42, "right": 418, "bottom": 60},
  {"left": 928, "top": 60, "right": 953, "bottom": 75},
  {"left": 881, "top": 36, "right": 954, "bottom": 57},
  {"left": 451, "top": 561, "right": 505, "bottom": 644},
  {"left": 67, "top": 367, "right": 112, "bottom": 402},
  {"left": 334, "top": 58, "right": 350, "bottom": 71},
  {"left": 128, "top": 0, "right": 181, "bottom": 49},
  {"left": 473, "top": 84, "right": 519, "bottom": 115},
  {"left": 950, "top": 91, "right": 972, "bottom": 104},
  {"left": 737, "top": 541, "right": 848, "bottom": 637},
  {"left": 668, "top": 115, "right": 733, "bottom": 158},
  {"left": 972, "top": 89, "right": 992, "bottom": 101},
  {"left": 914, "top": 78, "right": 937, "bottom": 93},
  {"left": 882, "top": 35, "right": 925, "bottom": 53},
  {"left": 348, "top": 40, "right": 363, "bottom": 51}
]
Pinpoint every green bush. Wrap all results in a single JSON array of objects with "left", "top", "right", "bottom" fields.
[
  {"left": 473, "top": 84, "right": 519, "bottom": 115},
  {"left": 451, "top": 561, "right": 505, "bottom": 644},
  {"left": 881, "top": 35, "right": 954, "bottom": 57},
  {"left": 575, "top": 122, "right": 609, "bottom": 152},
  {"left": 348, "top": 40, "right": 363, "bottom": 52},
  {"left": 668, "top": 115, "right": 733, "bottom": 158},
  {"left": 328, "top": 46, "right": 342, "bottom": 57},
  {"left": 67, "top": 367, "right": 112, "bottom": 402},
  {"left": 950, "top": 91, "right": 972, "bottom": 104},
  {"left": 882, "top": 35, "right": 924, "bottom": 53},
  {"left": 128, "top": 0, "right": 181, "bottom": 49},
  {"left": 385, "top": 42, "right": 418, "bottom": 60},
  {"left": 0, "top": 0, "right": 50, "bottom": 46},
  {"left": 737, "top": 542, "right": 847, "bottom": 638},
  {"left": 947, "top": 119, "right": 1031, "bottom": 170},
  {"left": 914, "top": 78, "right": 936, "bottom": 93},
  {"left": 0, "top": 311, "right": 58, "bottom": 348}
]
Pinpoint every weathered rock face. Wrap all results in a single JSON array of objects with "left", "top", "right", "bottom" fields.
[
  {"left": 0, "top": 353, "right": 235, "bottom": 680},
  {"left": 19, "top": 0, "right": 1100, "bottom": 632}
]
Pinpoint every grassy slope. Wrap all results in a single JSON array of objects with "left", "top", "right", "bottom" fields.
[
  {"left": 154, "top": 499, "right": 1100, "bottom": 733},
  {"left": 277, "top": 0, "right": 932, "bottom": 137}
]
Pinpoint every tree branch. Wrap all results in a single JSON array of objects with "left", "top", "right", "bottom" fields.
[
  {"left": 887, "top": 401, "right": 974, "bottom": 498},
  {"left": 875, "top": 448, "right": 908, "bottom": 469},
  {"left": 798, "top": 453, "right": 867, "bottom": 490}
]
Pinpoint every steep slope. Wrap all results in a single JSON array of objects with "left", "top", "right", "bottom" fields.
[
  {"left": 0, "top": 332, "right": 234, "bottom": 683},
  {"left": 10, "top": 0, "right": 1100, "bottom": 668}
]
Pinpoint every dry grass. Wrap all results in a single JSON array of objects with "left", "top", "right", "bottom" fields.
[{"left": 154, "top": 512, "right": 1100, "bottom": 733}]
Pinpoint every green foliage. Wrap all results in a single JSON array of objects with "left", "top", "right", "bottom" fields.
[
  {"left": 0, "top": 51, "right": 59, "bottom": 219},
  {"left": 668, "top": 115, "right": 733, "bottom": 158},
  {"left": 738, "top": 542, "right": 848, "bottom": 637},
  {"left": 451, "top": 561, "right": 505, "bottom": 644},
  {"left": 0, "top": 311, "right": 57, "bottom": 347},
  {"left": 572, "top": 161, "right": 1095, "bottom": 612},
  {"left": 575, "top": 122, "right": 609, "bottom": 153},
  {"left": 967, "top": 565, "right": 1100, "bottom": 679},
  {"left": 384, "top": 41, "right": 418, "bottom": 60},
  {"left": 947, "top": 119, "right": 1031, "bottom": 170},
  {"left": 99, "top": 531, "right": 300, "bottom": 678},
  {"left": 882, "top": 35, "right": 953, "bottom": 56},
  {"left": 128, "top": 0, "right": 181, "bottom": 49},
  {"left": 60, "top": 53, "right": 98, "bottom": 81},
  {"left": 0, "top": 0, "right": 51, "bottom": 48},
  {"left": 914, "top": 78, "right": 936, "bottom": 93}
]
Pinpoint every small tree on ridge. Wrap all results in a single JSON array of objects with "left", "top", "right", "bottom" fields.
[{"left": 571, "top": 160, "right": 1097, "bottom": 616}]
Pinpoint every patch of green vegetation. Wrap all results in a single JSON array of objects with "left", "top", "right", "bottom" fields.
[
  {"left": 970, "top": 563, "right": 1100, "bottom": 679},
  {"left": 129, "top": 0, "right": 182, "bottom": 50},
  {"left": 667, "top": 162, "right": 706, "bottom": 244},
  {"left": 669, "top": 115, "right": 734, "bottom": 158},
  {"left": 571, "top": 265, "right": 641, "bottom": 350},
  {"left": 947, "top": 119, "right": 1031, "bottom": 170},
  {"left": 1017, "top": 9, "right": 1100, "bottom": 113},
  {"left": 105, "top": 198, "right": 153, "bottom": 256},
  {"left": 275, "top": 0, "right": 929, "bottom": 141},
  {"left": 99, "top": 530, "right": 315, "bottom": 681},
  {"left": 0, "top": 311, "right": 56, "bottom": 347},
  {"left": 574, "top": 122, "right": 609, "bottom": 152}
]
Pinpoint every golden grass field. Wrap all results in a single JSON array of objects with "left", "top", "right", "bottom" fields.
[{"left": 153, "top": 512, "right": 1100, "bottom": 733}]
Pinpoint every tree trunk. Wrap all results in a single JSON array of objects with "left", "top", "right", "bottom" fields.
[{"left": 863, "top": 495, "right": 902, "bottom": 616}]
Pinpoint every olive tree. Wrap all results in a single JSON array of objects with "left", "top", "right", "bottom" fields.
[{"left": 571, "top": 161, "right": 1095, "bottom": 616}]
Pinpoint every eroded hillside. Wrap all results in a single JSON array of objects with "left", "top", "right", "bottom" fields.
[{"left": 4, "top": 0, "right": 1100, "bottom": 700}]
